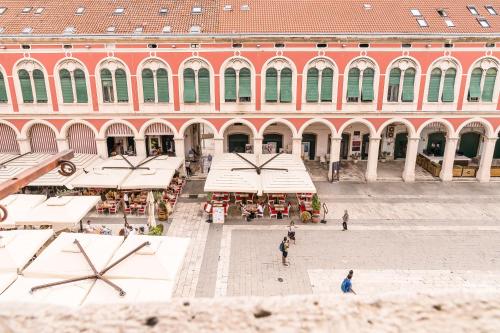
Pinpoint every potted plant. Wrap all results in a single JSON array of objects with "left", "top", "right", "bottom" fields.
[
  {"left": 148, "top": 224, "right": 164, "bottom": 236},
  {"left": 311, "top": 194, "right": 321, "bottom": 223},
  {"left": 157, "top": 200, "right": 168, "bottom": 221},
  {"left": 300, "top": 211, "right": 312, "bottom": 223},
  {"left": 350, "top": 152, "right": 360, "bottom": 164},
  {"left": 380, "top": 151, "right": 390, "bottom": 163}
]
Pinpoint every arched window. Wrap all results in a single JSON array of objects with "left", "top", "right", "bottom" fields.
[
  {"left": 239, "top": 68, "right": 251, "bottom": 102},
  {"left": 402, "top": 68, "right": 416, "bottom": 102},
  {"left": 346, "top": 68, "right": 360, "bottom": 102},
  {"left": 361, "top": 68, "right": 374, "bottom": 102},
  {"left": 387, "top": 68, "right": 401, "bottom": 102},
  {"left": 427, "top": 68, "right": 442, "bottom": 102},
  {"left": 467, "top": 60, "right": 499, "bottom": 103},
  {"left": 224, "top": 66, "right": 252, "bottom": 103},
  {"left": 0, "top": 72, "right": 8, "bottom": 103},
  {"left": 32, "top": 70, "right": 48, "bottom": 103},
  {"left": 57, "top": 62, "right": 89, "bottom": 104},
  {"left": 224, "top": 68, "right": 237, "bottom": 102},
  {"left": 265, "top": 68, "right": 278, "bottom": 102},
  {"left": 264, "top": 58, "right": 293, "bottom": 103},
  {"left": 427, "top": 59, "right": 459, "bottom": 103},
  {"left": 387, "top": 60, "right": 417, "bottom": 103},
  {"left": 305, "top": 60, "right": 335, "bottom": 103},
  {"left": 182, "top": 59, "right": 211, "bottom": 104},
  {"left": 16, "top": 60, "right": 49, "bottom": 104},
  {"left": 306, "top": 68, "right": 319, "bottom": 102},
  {"left": 99, "top": 60, "right": 129, "bottom": 104},
  {"left": 346, "top": 59, "right": 376, "bottom": 103},
  {"left": 142, "top": 69, "right": 155, "bottom": 103},
  {"left": 321, "top": 68, "right": 334, "bottom": 102},
  {"left": 140, "top": 61, "right": 170, "bottom": 104},
  {"left": 156, "top": 68, "right": 169, "bottom": 103},
  {"left": 18, "top": 69, "right": 34, "bottom": 103}
]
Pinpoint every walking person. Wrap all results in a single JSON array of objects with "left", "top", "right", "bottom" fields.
[
  {"left": 341, "top": 270, "right": 356, "bottom": 294},
  {"left": 342, "top": 209, "right": 349, "bottom": 231},
  {"left": 185, "top": 160, "right": 192, "bottom": 177},
  {"left": 279, "top": 237, "right": 290, "bottom": 266},
  {"left": 287, "top": 221, "right": 296, "bottom": 244}
]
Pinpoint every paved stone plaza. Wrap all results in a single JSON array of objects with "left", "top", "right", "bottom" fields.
[{"left": 170, "top": 181, "right": 500, "bottom": 298}]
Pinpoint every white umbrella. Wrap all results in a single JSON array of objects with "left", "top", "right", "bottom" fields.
[{"left": 147, "top": 191, "right": 156, "bottom": 228}]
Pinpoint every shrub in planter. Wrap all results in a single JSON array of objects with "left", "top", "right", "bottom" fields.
[
  {"left": 157, "top": 201, "right": 168, "bottom": 221},
  {"left": 148, "top": 224, "right": 164, "bottom": 236},
  {"left": 300, "top": 211, "right": 312, "bottom": 223},
  {"left": 311, "top": 194, "right": 321, "bottom": 215}
]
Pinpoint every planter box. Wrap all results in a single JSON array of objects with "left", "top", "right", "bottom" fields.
[
  {"left": 453, "top": 166, "right": 463, "bottom": 177},
  {"left": 491, "top": 166, "right": 500, "bottom": 177},
  {"left": 461, "top": 166, "right": 477, "bottom": 177},
  {"left": 429, "top": 162, "right": 442, "bottom": 177}
]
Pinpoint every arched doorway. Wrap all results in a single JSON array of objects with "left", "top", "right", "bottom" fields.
[
  {"left": 29, "top": 124, "right": 58, "bottom": 153},
  {"left": 263, "top": 134, "right": 283, "bottom": 153},
  {"left": 340, "top": 133, "right": 350, "bottom": 160},
  {"left": 183, "top": 122, "right": 215, "bottom": 175},
  {"left": 144, "top": 123, "right": 175, "bottom": 156},
  {"left": 301, "top": 134, "right": 316, "bottom": 160},
  {"left": 0, "top": 124, "right": 20, "bottom": 154},
  {"left": 361, "top": 134, "right": 370, "bottom": 160},
  {"left": 105, "top": 123, "right": 136, "bottom": 156},
  {"left": 458, "top": 132, "right": 481, "bottom": 158},
  {"left": 394, "top": 132, "right": 408, "bottom": 159},
  {"left": 67, "top": 123, "right": 97, "bottom": 154},
  {"left": 228, "top": 134, "right": 249, "bottom": 153},
  {"left": 426, "top": 132, "right": 446, "bottom": 156},
  {"left": 338, "top": 122, "right": 373, "bottom": 181},
  {"left": 495, "top": 133, "right": 500, "bottom": 159}
]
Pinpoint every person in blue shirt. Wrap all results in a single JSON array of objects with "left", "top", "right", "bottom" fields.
[{"left": 341, "top": 270, "right": 356, "bottom": 294}]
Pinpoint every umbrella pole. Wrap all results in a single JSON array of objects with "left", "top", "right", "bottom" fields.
[{"left": 121, "top": 197, "right": 129, "bottom": 238}]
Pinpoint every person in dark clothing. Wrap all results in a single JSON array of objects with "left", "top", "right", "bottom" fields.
[
  {"left": 342, "top": 210, "right": 349, "bottom": 231},
  {"left": 279, "top": 237, "right": 289, "bottom": 266}
]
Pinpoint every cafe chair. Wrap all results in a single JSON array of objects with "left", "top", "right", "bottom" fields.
[
  {"left": 96, "top": 205, "right": 104, "bottom": 215},
  {"left": 138, "top": 206, "right": 146, "bottom": 215},
  {"left": 124, "top": 207, "right": 131, "bottom": 215},
  {"left": 109, "top": 206, "right": 117, "bottom": 215},
  {"left": 269, "top": 205, "right": 278, "bottom": 219},
  {"left": 282, "top": 204, "right": 290, "bottom": 218}
]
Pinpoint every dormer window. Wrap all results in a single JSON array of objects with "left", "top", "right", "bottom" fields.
[
  {"left": 134, "top": 26, "right": 143, "bottom": 34},
  {"left": 190, "top": 25, "right": 201, "bottom": 33},
  {"left": 467, "top": 5, "right": 479, "bottom": 15},
  {"left": 485, "top": 5, "right": 497, "bottom": 15},
  {"left": 417, "top": 19, "right": 429, "bottom": 27},
  {"left": 64, "top": 26, "right": 76, "bottom": 34},
  {"left": 21, "top": 27, "right": 33, "bottom": 34},
  {"left": 159, "top": 7, "right": 168, "bottom": 15},
  {"left": 478, "top": 18, "right": 491, "bottom": 27},
  {"left": 34, "top": 7, "right": 44, "bottom": 15},
  {"left": 75, "top": 7, "right": 85, "bottom": 15},
  {"left": 21, "top": 7, "right": 32, "bottom": 14},
  {"left": 162, "top": 26, "right": 172, "bottom": 33},
  {"left": 0, "top": 7, "right": 7, "bottom": 15},
  {"left": 410, "top": 9, "right": 422, "bottom": 16},
  {"left": 106, "top": 26, "right": 116, "bottom": 33},
  {"left": 192, "top": 6, "right": 202, "bottom": 14},
  {"left": 114, "top": 7, "right": 125, "bottom": 15}
]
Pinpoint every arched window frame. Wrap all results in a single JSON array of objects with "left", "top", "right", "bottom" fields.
[
  {"left": 96, "top": 58, "right": 131, "bottom": 105},
  {"left": 55, "top": 59, "right": 90, "bottom": 105},
  {"left": 137, "top": 58, "right": 172, "bottom": 104},
  {"left": 263, "top": 58, "right": 295, "bottom": 104},
  {"left": 14, "top": 59, "right": 50, "bottom": 105},
  {"left": 385, "top": 58, "right": 419, "bottom": 103},
  {"left": 180, "top": 58, "right": 212, "bottom": 104},
  {"left": 345, "top": 58, "right": 377, "bottom": 103},
  {"left": 303, "top": 58, "right": 336, "bottom": 104},
  {"left": 466, "top": 58, "right": 500, "bottom": 103},
  {"left": 425, "top": 58, "right": 460, "bottom": 104},
  {"left": 0, "top": 66, "right": 9, "bottom": 104},
  {"left": 221, "top": 57, "right": 253, "bottom": 104}
]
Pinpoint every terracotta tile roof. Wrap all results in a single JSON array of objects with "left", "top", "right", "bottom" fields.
[{"left": 0, "top": 0, "right": 498, "bottom": 36}]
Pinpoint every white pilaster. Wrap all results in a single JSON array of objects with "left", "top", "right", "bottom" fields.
[
  {"left": 476, "top": 137, "right": 497, "bottom": 183},
  {"left": 213, "top": 138, "right": 224, "bottom": 155},
  {"left": 174, "top": 137, "right": 186, "bottom": 176},
  {"left": 292, "top": 138, "right": 302, "bottom": 158},
  {"left": 328, "top": 137, "right": 342, "bottom": 181},
  {"left": 17, "top": 138, "right": 31, "bottom": 154},
  {"left": 95, "top": 138, "right": 108, "bottom": 158},
  {"left": 253, "top": 137, "right": 263, "bottom": 155},
  {"left": 365, "top": 137, "right": 380, "bottom": 182},
  {"left": 439, "top": 137, "right": 458, "bottom": 182},
  {"left": 402, "top": 137, "right": 420, "bottom": 182},
  {"left": 56, "top": 138, "right": 69, "bottom": 152},
  {"left": 134, "top": 138, "right": 147, "bottom": 158}
]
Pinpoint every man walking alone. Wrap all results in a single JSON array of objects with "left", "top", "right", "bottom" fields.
[
  {"left": 342, "top": 210, "right": 349, "bottom": 231},
  {"left": 279, "top": 237, "right": 289, "bottom": 266}
]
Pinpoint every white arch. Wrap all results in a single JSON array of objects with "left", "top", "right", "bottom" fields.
[
  {"left": 416, "top": 118, "right": 455, "bottom": 137},
  {"left": 375, "top": 118, "right": 417, "bottom": 138},
  {"left": 20, "top": 119, "right": 59, "bottom": 139},
  {"left": 220, "top": 56, "right": 256, "bottom": 76},
  {"left": 136, "top": 57, "right": 174, "bottom": 105},
  {"left": 337, "top": 118, "right": 377, "bottom": 138},
  {"left": 53, "top": 57, "right": 91, "bottom": 102},
  {"left": 54, "top": 56, "right": 90, "bottom": 77},
  {"left": 178, "top": 56, "right": 216, "bottom": 104},
  {"left": 455, "top": 117, "right": 495, "bottom": 138},
  {"left": 59, "top": 119, "right": 98, "bottom": 139},
  {"left": 260, "top": 56, "right": 298, "bottom": 105},
  {"left": 219, "top": 118, "right": 258, "bottom": 138},
  {"left": 178, "top": 118, "right": 219, "bottom": 139},
  {"left": 258, "top": 118, "right": 298, "bottom": 138},
  {"left": 98, "top": 119, "right": 139, "bottom": 139},
  {"left": 302, "top": 56, "right": 339, "bottom": 105},
  {"left": 0, "top": 63, "right": 12, "bottom": 106},
  {"left": 13, "top": 58, "right": 52, "bottom": 106},
  {"left": 462, "top": 56, "right": 500, "bottom": 105},
  {"left": 422, "top": 56, "right": 462, "bottom": 105},
  {"left": 297, "top": 118, "right": 336, "bottom": 137},
  {"left": 94, "top": 56, "right": 133, "bottom": 105},
  {"left": 220, "top": 56, "right": 256, "bottom": 104},
  {"left": 0, "top": 119, "right": 21, "bottom": 136},
  {"left": 342, "top": 56, "right": 380, "bottom": 104},
  {"left": 383, "top": 56, "right": 422, "bottom": 105},
  {"left": 138, "top": 118, "right": 179, "bottom": 138}
]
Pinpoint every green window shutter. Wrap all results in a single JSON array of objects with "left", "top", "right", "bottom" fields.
[
  {"left": 224, "top": 68, "right": 237, "bottom": 102},
  {"left": 306, "top": 68, "right": 319, "bottom": 102},
  {"left": 198, "top": 68, "right": 210, "bottom": 103},
  {"left": 347, "top": 68, "right": 360, "bottom": 99},
  {"left": 427, "top": 68, "right": 441, "bottom": 102},
  {"left": 0, "top": 73, "right": 8, "bottom": 103},
  {"left": 265, "top": 68, "right": 278, "bottom": 102},
  {"left": 280, "top": 68, "right": 292, "bottom": 103},
  {"left": 401, "top": 68, "right": 416, "bottom": 102},
  {"left": 142, "top": 69, "right": 155, "bottom": 103},
  {"left": 115, "top": 69, "right": 129, "bottom": 102},
  {"left": 468, "top": 68, "right": 482, "bottom": 99},
  {"left": 59, "top": 69, "right": 74, "bottom": 103},
  {"left": 238, "top": 68, "right": 251, "bottom": 99},
  {"left": 183, "top": 68, "right": 196, "bottom": 103},
  {"left": 156, "top": 68, "right": 169, "bottom": 103},
  {"left": 441, "top": 68, "right": 456, "bottom": 102},
  {"left": 482, "top": 68, "right": 497, "bottom": 102},
  {"left": 18, "top": 70, "right": 33, "bottom": 103},
  {"left": 100, "top": 69, "right": 114, "bottom": 103},
  {"left": 389, "top": 68, "right": 401, "bottom": 85},
  {"left": 361, "top": 68, "right": 374, "bottom": 102},
  {"left": 320, "top": 68, "right": 333, "bottom": 102},
  {"left": 33, "top": 69, "right": 48, "bottom": 103},
  {"left": 387, "top": 68, "right": 401, "bottom": 102},
  {"left": 74, "top": 69, "right": 88, "bottom": 103}
]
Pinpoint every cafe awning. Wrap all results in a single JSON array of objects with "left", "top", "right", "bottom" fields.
[
  {"left": 204, "top": 169, "right": 260, "bottom": 193},
  {"left": 261, "top": 170, "right": 316, "bottom": 194},
  {"left": 0, "top": 153, "right": 52, "bottom": 183},
  {"left": 15, "top": 196, "right": 100, "bottom": 230},
  {"left": 0, "top": 194, "right": 47, "bottom": 229}
]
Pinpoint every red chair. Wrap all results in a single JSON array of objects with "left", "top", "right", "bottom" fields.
[
  {"left": 124, "top": 207, "right": 131, "bottom": 215},
  {"left": 109, "top": 206, "right": 117, "bottom": 214},
  {"left": 282, "top": 204, "right": 290, "bottom": 218},
  {"left": 96, "top": 205, "right": 104, "bottom": 214},
  {"left": 138, "top": 206, "right": 146, "bottom": 215},
  {"left": 269, "top": 205, "right": 278, "bottom": 219}
]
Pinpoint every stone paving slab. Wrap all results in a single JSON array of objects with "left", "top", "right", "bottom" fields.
[{"left": 308, "top": 269, "right": 500, "bottom": 296}]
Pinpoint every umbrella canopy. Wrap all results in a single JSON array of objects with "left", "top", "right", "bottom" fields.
[
  {"left": 204, "top": 169, "right": 260, "bottom": 193},
  {"left": 15, "top": 196, "right": 101, "bottom": 230},
  {"left": 0, "top": 153, "right": 52, "bottom": 183},
  {"left": 261, "top": 170, "right": 316, "bottom": 194},
  {"left": 0, "top": 194, "right": 47, "bottom": 229},
  {"left": 146, "top": 191, "right": 156, "bottom": 228}
]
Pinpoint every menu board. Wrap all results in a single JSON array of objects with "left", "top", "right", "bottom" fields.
[{"left": 213, "top": 206, "right": 225, "bottom": 224}]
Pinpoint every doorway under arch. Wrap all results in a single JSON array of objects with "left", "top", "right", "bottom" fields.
[{"left": 228, "top": 133, "right": 249, "bottom": 153}]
